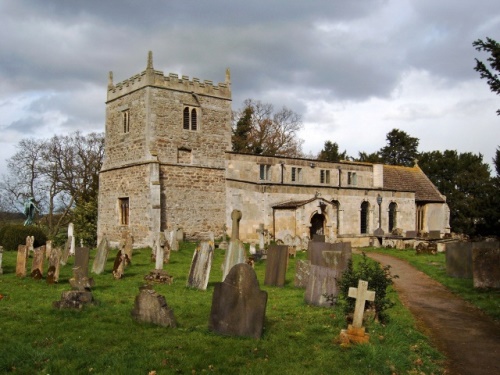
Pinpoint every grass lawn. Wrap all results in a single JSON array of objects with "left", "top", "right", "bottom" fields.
[
  {"left": 361, "top": 247, "right": 500, "bottom": 321},
  {"left": 0, "top": 243, "right": 446, "bottom": 374}
]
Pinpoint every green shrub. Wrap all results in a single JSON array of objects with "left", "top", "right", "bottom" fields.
[
  {"left": 0, "top": 224, "right": 48, "bottom": 250},
  {"left": 337, "top": 252, "right": 398, "bottom": 323}
]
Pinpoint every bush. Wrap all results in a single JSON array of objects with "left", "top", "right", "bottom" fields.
[
  {"left": 337, "top": 252, "right": 398, "bottom": 323},
  {"left": 0, "top": 224, "right": 48, "bottom": 250}
]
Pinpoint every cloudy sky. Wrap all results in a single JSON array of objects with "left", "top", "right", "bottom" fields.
[{"left": 1, "top": 0, "right": 499, "bottom": 176}]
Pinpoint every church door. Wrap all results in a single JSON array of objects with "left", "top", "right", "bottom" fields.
[{"left": 310, "top": 213, "right": 325, "bottom": 238}]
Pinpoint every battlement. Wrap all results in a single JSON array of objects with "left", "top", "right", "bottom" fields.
[{"left": 107, "top": 51, "right": 231, "bottom": 102}]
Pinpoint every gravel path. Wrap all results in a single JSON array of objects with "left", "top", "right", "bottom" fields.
[{"left": 365, "top": 252, "right": 500, "bottom": 375}]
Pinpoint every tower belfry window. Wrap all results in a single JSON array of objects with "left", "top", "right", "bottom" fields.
[
  {"left": 183, "top": 106, "right": 199, "bottom": 131},
  {"left": 122, "top": 110, "right": 130, "bottom": 133}
]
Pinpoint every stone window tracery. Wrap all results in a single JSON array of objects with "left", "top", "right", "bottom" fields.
[{"left": 183, "top": 106, "right": 199, "bottom": 131}]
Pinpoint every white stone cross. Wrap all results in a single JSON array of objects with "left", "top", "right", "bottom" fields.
[{"left": 348, "top": 279, "right": 376, "bottom": 328}]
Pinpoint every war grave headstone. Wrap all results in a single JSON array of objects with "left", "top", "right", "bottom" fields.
[
  {"left": 31, "top": 245, "right": 46, "bottom": 279},
  {"left": 264, "top": 245, "right": 288, "bottom": 287},
  {"left": 221, "top": 209, "right": 246, "bottom": 281},
  {"left": 131, "top": 285, "right": 177, "bottom": 327},
  {"left": 187, "top": 241, "right": 214, "bottom": 290},
  {"left": 144, "top": 231, "right": 173, "bottom": 284},
  {"left": 209, "top": 263, "right": 268, "bottom": 339},
  {"left": 446, "top": 242, "right": 473, "bottom": 278},
  {"left": 294, "top": 260, "right": 311, "bottom": 288},
  {"left": 53, "top": 265, "right": 95, "bottom": 309},
  {"left": 0, "top": 246, "right": 3, "bottom": 275},
  {"left": 16, "top": 245, "right": 28, "bottom": 277},
  {"left": 68, "top": 223, "right": 75, "bottom": 255},
  {"left": 60, "top": 235, "right": 72, "bottom": 266},
  {"left": 472, "top": 241, "right": 500, "bottom": 289},
  {"left": 92, "top": 236, "right": 110, "bottom": 275},
  {"left": 47, "top": 247, "right": 62, "bottom": 284},
  {"left": 339, "top": 279, "right": 376, "bottom": 345}
]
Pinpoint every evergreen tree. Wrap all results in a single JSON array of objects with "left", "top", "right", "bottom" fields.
[
  {"left": 473, "top": 37, "right": 500, "bottom": 115},
  {"left": 231, "top": 106, "right": 253, "bottom": 153},
  {"left": 317, "top": 141, "right": 348, "bottom": 162},
  {"left": 379, "top": 129, "right": 419, "bottom": 167},
  {"left": 357, "top": 151, "right": 383, "bottom": 163}
]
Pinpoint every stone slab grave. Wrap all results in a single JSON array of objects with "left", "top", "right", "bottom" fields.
[
  {"left": 472, "top": 241, "right": 500, "bottom": 289},
  {"left": 0, "top": 246, "right": 3, "bottom": 275},
  {"left": 16, "top": 245, "right": 28, "bottom": 277},
  {"left": 339, "top": 279, "right": 376, "bottom": 345},
  {"left": 31, "top": 245, "right": 46, "bottom": 279},
  {"left": 47, "top": 247, "right": 62, "bottom": 284},
  {"left": 446, "top": 242, "right": 473, "bottom": 278},
  {"left": 92, "top": 236, "right": 110, "bottom": 275},
  {"left": 209, "top": 263, "right": 268, "bottom": 339},
  {"left": 294, "top": 259, "right": 311, "bottom": 288},
  {"left": 131, "top": 285, "right": 177, "bottom": 327},
  {"left": 221, "top": 209, "right": 246, "bottom": 281},
  {"left": 264, "top": 245, "right": 288, "bottom": 287},
  {"left": 187, "top": 241, "right": 214, "bottom": 290}
]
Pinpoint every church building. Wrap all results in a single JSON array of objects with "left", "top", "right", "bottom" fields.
[{"left": 97, "top": 52, "right": 450, "bottom": 248}]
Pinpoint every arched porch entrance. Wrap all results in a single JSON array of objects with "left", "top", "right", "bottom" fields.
[{"left": 310, "top": 213, "right": 325, "bottom": 238}]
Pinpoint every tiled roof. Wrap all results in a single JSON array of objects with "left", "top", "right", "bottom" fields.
[
  {"left": 273, "top": 197, "right": 330, "bottom": 209},
  {"left": 383, "top": 165, "right": 445, "bottom": 203}
]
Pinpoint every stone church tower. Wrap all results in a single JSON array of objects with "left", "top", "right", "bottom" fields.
[{"left": 97, "top": 52, "right": 232, "bottom": 247}]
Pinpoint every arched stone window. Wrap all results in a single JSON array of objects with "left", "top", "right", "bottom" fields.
[
  {"left": 183, "top": 106, "right": 199, "bottom": 131},
  {"left": 360, "top": 201, "right": 369, "bottom": 234},
  {"left": 388, "top": 202, "right": 397, "bottom": 232},
  {"left": 331, "top": 200, "right": 340, "bottom": 235}
]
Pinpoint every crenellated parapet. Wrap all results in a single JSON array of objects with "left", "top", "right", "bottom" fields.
[{"left": 107, "top": 51, "right": 231, "bottom": 102}]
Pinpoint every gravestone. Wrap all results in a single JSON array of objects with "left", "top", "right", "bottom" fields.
[
  {"left": 294, "top": 260, "right": 311, "bottom": 288},
  {"left": 26, "top": 235, "right": 35, "bottom": 253},
  {"left": 256, "top": 224, "right": 265, "bottom": 250},
  {"left": 45, "top": 240, "right": 52, "bottom": 260},
  {"left": 131, "top": 286, "right": 177, "bottom": 327},
  {"left": 446, "top": 242, "right": 473, "bottom": 278},
  {"left": 264, "top": 245, "right": 288, "bottom": 287},
  {"left": 31, "top": 245, "right": 46, "bottom": 278},
  {"left": 74, "top": 247, "right": 91, "bottom": 277},
  {"left": 428, "top": 230, "right": 441, "bottom": 240},
  {"left": 112, "top": 250, "right": 126, "bottom": 279},
  {"left": 169, "top": 227, "right": 179, "bottom": 251},
  {"left": 209, "top": 263, "right": 268, "bottom": 339},
  {"left": 53, "top": 265, "right": 95, "bottom": 309},
  {"left": 472, "top": 241, "right": 500, "bottom": 289},
  {"left": 222, "top": 209, "right": 246, "bottom": 280},
  {"left": 405, "top": 230, "right": 417, "bottom": 238},
  {"left": 68, "top": 223, "right": 75, "bottom": 255},
  {"left": 0, "top": 246, "right": 3, "bottom": 275},
  {"left": 16, "top": 245, "right": 28, "bottom": 277},
  {"left": 308, "top": 241, "right": 351, "bottom": 268},
  {"left": 47, "top": 247, "right": 62, "bottom": 284},
  {"left": 312, "top": 234, "right": 325, "bottom": 242},
  {"left": 219, "top": 224, "right": 228, "bottom": 250},
  {"left": 304, "top": 264, "right": 338, "bottom": 307},
  {"left": 187, "top": 241, "right": 214, "bottom": 290},
  {"left": 61, "top": 236, "right": 72, "bottom": 265},
  {"left": 92, "top": 236, "right": 110, "bottom": 274},
  {"left": 249, "top": 243, "right": 257, "bottom": 255},
  {"left": 339, "top": 279, "right": 376, "bottom": 345}
]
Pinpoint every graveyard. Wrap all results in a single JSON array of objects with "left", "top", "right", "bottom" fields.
[{"left": 0, "top": 241, "right": 448, "bottom": 374}]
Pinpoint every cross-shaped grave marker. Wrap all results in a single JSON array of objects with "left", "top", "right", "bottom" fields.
[{"left": 348, "top": 279, "right": 376, "bottom": 328}]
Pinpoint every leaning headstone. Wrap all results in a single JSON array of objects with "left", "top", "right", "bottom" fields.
[
  {"left": 222, "top": 209, "right": 246, "bottom": 280},
  {"left": 112, "top": 250, "right": 126, "bottom": 279},
  {"left": 339, "top": 280, "right": 375, "bottom": 345},
  {"left": 294, "top": 260, "right": 311, "bottom": 288},
  {"left": 0, "top": 246, "right": 3, "bottom": 275},
  {"left": 47, "top": 247, "right": 62, "bottom": 284},
  {"left": 123, "top": 231, "right": 134, "bottom": 261},
  {"left": 187, "top": 241, "right": 214, "bottom": 290},
  {"left": 92, "top": 236, "right": 110, "bottom": 274},
  {"left": 68, "top": 223, "right": 75, "bottom": 256},
  {"left": 60, "top": 236, "right": 72, "bottom": 265},
  {"left": 31, "top": 245, "right": 46, "bottom": 278},
  {"left": 209, "top": 263, "right": 268, "bottom": 339},
  {"left": 472, "top": 241, "right": 500, "bottom": 289},
  {"left": 16, "top": 245, "right": 28, "bottom": 277},
  {"left": 131, "top": 286, "right": 177, "bottom": 327},
  {"left": 446, "top": 242, "right": 473, "bottom": 278},
  {"left": 264, "top": 245, "right": 288, "bottom": 287},
  {"left": 304, "top": 264, "right": 338, "bottom": 307}
]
